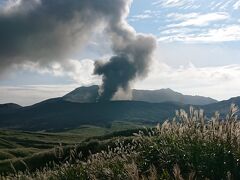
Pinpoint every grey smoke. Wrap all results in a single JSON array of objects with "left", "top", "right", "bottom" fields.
[
  {"left": 94, "top": 54, "right": 135, "bottom": 101},
  {"left": 94, "top": 34, "right": 156, "bottom": 101},
  {"left": 0, "top": 0, "right": 132, "bottom": 73},
  {"left": 0, "top": 0, "right": 157, "bottom": 100},
  {"left": 94, "top": 19, "right": 156, "bottom": 101}
]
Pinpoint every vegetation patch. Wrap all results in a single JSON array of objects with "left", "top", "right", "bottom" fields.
[{"left": 1, "top": 105, "right": 240, "bottom": 179}]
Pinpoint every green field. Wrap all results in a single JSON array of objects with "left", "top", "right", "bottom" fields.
[{"left": 0, "top": 121, "right": 147, "bottom": 174}]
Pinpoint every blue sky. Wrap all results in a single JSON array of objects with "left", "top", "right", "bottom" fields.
[
  {"left": 1, "top": 0, "right": 240, "bottom": 105},
  {"left": 130, "top": 0, "right": 240, "bottom": 41}
]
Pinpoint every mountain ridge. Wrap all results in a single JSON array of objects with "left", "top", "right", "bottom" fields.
[
  {"left": 63, "top": 85, "right": 217, "bottom": 105},
  {"left": 0, "top": 103, "right": 22, "bottom": 113},
  {"left": 0, "top": 99, "right": 182, "bottom": 131},
  {"left": 0, "top": 96, "right": 239, "bottom": 131},
  {"left": 0, "top": 86, "right": 239, "bottom": 132}
]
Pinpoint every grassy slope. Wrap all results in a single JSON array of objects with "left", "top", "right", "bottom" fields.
[
  {"left": 3, "top": 105, "right": 240, "bottom": 179},
  {"left": 0, "top": 121, "right": 147, "bottom": 174}
]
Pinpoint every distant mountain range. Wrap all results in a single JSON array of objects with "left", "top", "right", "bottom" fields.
[
  {"left": 0, "top": 86, "right": 240, "bottom": 131},
  {"left": 63, "top": 85, "right": 217, "bottom": 105}
]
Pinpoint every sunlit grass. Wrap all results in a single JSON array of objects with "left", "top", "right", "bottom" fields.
[{"left": 2, "top": 104, "right": 240, "bottom": 179}]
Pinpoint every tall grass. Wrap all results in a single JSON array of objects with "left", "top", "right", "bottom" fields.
[{"left": 2, "top": 104, "right": 240, "bottom": 179}]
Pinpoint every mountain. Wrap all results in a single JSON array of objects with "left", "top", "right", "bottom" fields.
[
  {"left": 132, "top": 88, "right": 217, "bottom": 105},
  {"left": 63, "top": 85, "right": 99, "bottom": 103},
  {"left": 63, "top": 85, "right": 217, "bottom": 105},
  {"left": 0, "top": 103, "right": 22, "bottom": 113},
  {"left": 201, "top": 96, "right": 240, "bottom": 116},
  {"left": 0, "top": 96, "right": 238, "bottom": 131},
  {"left": 0, "top": 99, "right": 183, "bottom": 131}
]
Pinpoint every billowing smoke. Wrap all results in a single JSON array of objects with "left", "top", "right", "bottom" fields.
[
  {"left": 94, "top": 13, "right": 156, "bottom": 101},
  {"left": 0, "top": 0, "right": 132, "bottom": 73},
  {"left": 0, "top": 0, "right": 156, "bottom": 101},
  {"left": 94, "top": 34, "right": 156, "bottom": 101}
]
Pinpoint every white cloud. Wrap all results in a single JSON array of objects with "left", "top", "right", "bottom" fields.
[
  {"left": 158, "top": 24, "right": 240, "bottom": 43},
  {"left": 129, "top": 10, "right": 161, "bottom": 22},
  {"left": 166, "top": 12, "right": 199, "bottom": 20},
  {"left": 218, "top": 1, "right": 233, "bottom": 10},
  {"left": 153, "top": 0, "right": 238, "bottom": 10},
  {"left": 64, "top": 59, "right": 101, "bottom": 85},
  {"left": 20, "top": 59, "right": 101, "bottom": 85},
  {"left": 135, "top": 59, "right": 240, "bottom": 100},
  {"left": 0, "top": 84, "right": 77, "bottom": 106},
  {"left": 132, "top": 14, "right": 152, "bottom": 20},
  {"left": 153, "top": 0, "right": 190, "bottom": 8},
  {"left": 184, "top": 25, "right": 240, "bottom": 42},
  {"left": 159, "top": 27, "right": 195, "bottom": 37},
  {"left": 167, "top": 12, "right": 229, "bottom": 27},
  {"left": 154, "top": 0, "right": 239, "bottom": 44},
  {"left": 1, "top": 58, "right": 102, "bottom": 105},
  {"left": 233, "top": 0, "right": 240, "bottom": 9}
]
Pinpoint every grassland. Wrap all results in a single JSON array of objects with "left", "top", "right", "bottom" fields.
[
  {"left": 1, "top": 105, "right": 240, "bottom": 179},
  {"left": 0, "top": 121, "right": 146, "bottom": 174}
]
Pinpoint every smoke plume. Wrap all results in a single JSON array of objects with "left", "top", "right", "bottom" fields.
[
  {"left": 0, "top": 0, "right": 132, "bottom": 73},
  {"left": 0, "top": 0, "right": 156, "bottom": 101},
  {"left": 94, "top": 15, "right": 156, "bottom": 101},
  {"left": 94, "top": 34, "right": 156, "bottom": 101}
]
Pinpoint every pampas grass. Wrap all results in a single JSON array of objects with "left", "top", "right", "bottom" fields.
[{"left": 2, "top": 104, "right": 240, "bottom": 179}]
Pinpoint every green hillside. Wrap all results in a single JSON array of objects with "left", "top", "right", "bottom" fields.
[{"left": 0, "top": 121, "right": 146, "bottom": 174}]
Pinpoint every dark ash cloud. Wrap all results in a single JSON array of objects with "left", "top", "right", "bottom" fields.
[
  {"left": 94, "top": 34, "right": 156, "bottom": 101},
  {"left": 94, "top": 54, "right": 136, "bottom": 101}
]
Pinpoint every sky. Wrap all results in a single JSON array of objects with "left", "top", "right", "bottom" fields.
[{"left": 0, "top": 0, "right": 240, "bottom": 106}]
